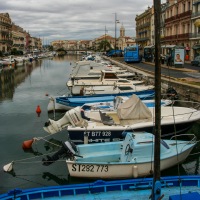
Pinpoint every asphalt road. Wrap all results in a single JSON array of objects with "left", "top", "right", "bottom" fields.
[{"left": 114, "top": 58, "right": 200, "bottom": 80}]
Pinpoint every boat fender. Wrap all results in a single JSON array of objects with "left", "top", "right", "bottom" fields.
[{"left": 132, "top": 165, "right": 138, "bottom": 178}]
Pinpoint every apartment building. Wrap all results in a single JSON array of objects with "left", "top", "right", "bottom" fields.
[
  {"left": 135, "top": 6, "right": 152, "bottom": 48},
  {"left": 0, "top": 13, "right": 42, "bottom": 54},
  {"left": 0, "top": 13, "right": 12, "bottom": 53},
  {"left": 190, "top": 0, "right": 200, "bottom": 59},
  {"left": 164, "top": 0, "right": 192, "bottom": 59}
]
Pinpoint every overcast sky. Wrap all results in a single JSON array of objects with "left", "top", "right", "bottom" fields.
[{"left": 0, "top": 0, "right": 165, "bottom": 44}]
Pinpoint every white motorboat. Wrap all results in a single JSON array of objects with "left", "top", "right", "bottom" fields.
[
  {"left": 68, "top": 70, "right": 145, "bottom": 96},
  {"left": 43, "top": 95, "right": 200, "bottom": 143},
  {"left": 41, "top": 131, "right": 196, "bottom": 179}
]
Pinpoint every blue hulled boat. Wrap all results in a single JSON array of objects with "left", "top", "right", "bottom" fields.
[
  {"left": 47, "top": 89, "right": 155, "bottom": 112},
  {"left": 1, "top": 176, "right": 200, "bottom": 199}
]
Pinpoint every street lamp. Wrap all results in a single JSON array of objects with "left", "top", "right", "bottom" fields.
[
  {"left": 104, "top": 26, "right": 108, "bottom": 52},
  {"left": 114, "top": 13, "right": 120, "bottom": 55}
]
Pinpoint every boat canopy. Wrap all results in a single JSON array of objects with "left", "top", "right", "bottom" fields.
[{"left": 117, "top": 94, "right": 152, "bottom": 120}]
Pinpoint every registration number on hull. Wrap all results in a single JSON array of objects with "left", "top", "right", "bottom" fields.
[
  {"left": 84, "top": 131, "right": 112, "bottom": 137},
  {"left": 72, "top": 164, "right": 109, "bottom": 173}
]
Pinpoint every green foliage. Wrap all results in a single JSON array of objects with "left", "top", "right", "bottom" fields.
[
  {"left": 49, "top": 45, "right": 53, "bottom": 51},
  {"left": 57, "top": 48, "right": 65, "bottom": 51},
  {"left": 98, "top": 40, "right": 111, "bottom": 51}
]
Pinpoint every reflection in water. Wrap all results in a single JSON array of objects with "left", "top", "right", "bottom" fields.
[
  {"left": 0, "top": 55, "right": 79, "bottom": 101},
  {"left": 0, "top": 68, "right": 14, "bottom": 100},
  {"left": 42, "top": 172, "right": 68, "bottom": 184},
  {"left": 0, "top": 59, "right": 45, "bottom": 101}
]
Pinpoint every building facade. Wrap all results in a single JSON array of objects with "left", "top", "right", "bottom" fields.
[
  {"left": 135, "top": 6, "right": 152, "bottom": 48},
  {"left": 0, "top": 13, "right": 12, "bottom": 53},
  {"left": 0, "top": 13, "right": 41, "bottom": 55},
  {"left": 190, "top": 0, "right": 200, "bottom": 60}
]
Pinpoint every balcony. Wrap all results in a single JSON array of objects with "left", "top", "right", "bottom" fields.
[
  {"left": 137, "top": 22, "right": 150, "bottom": 29},
  {"left": 0, "top": 21, "right": 12, "bottom": 28},
  {"left": 165, "top": 10, "right": 192, "bottom": 23},
  {"left": 135, "top": 37, "right": 150, "bottom": 42},
  {"left": 0, "top": 39, "right": 13, "bottom": 45},
  {"left": 189, "top": 32, "right": 200, "bottom": 38},
  {"left": 163, "top": 33, "right": 190, "bottom": 41},
  {"left": 191, "top": 11, "right": 200, "bottom": 19},
  {"left": 0, "top": 29, "right": 10, "bottom": 34},
  {"left": 193, "top": 0, "right": 200, "bottom": 5}
]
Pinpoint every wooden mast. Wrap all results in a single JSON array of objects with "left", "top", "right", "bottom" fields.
[{"left": 152, "top": 0, "right": 162, "bottom": 199}]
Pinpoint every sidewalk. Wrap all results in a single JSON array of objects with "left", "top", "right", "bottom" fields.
[{"left": 143, "top": 60, "right": 199, "bottom": 73}]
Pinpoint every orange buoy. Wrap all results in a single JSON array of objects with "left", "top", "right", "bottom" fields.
[
  {"left": 36, "top": 105, "right": 41, "bottom": 117},
  {"left": 22, "top": 139, "right": 34, "bottom": 149}
]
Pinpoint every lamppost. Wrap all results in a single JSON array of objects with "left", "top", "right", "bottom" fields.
[
  {"left": 104, "top": 26, "right": 108, "bottom": 52},
  {"left": 114, "top": 13, "right": 120, "bottom": 55}
]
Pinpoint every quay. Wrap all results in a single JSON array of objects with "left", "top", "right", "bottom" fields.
[{"left": 105, "top": 56, "right": 200, "bottom": 103}]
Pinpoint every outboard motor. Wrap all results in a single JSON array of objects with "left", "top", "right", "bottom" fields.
[
  {"left": 42, "top": 141, "right": 77, "bottom": 166},
  {"left": 43, "top": 106, "right": 88, "bottom": 134}
]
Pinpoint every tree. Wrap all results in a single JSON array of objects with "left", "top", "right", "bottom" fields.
[
  {"left": 49, "top": 45, "right": 54, "bottom": 51},
  {"left": 98, "top": 40, "right": 111, "bottom": 52}
]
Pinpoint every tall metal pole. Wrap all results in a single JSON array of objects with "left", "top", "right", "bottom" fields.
[
  {"left": 152, "top": 0, "right": 162, "bottom": 199},
  {"left": 105, "top": 26, "right": 107, "bottom": 52},
  {"left": 115, "top": 13, "right": 116, "bottom": 54}
]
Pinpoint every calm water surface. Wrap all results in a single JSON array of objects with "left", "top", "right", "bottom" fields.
[{"left": 0, "top": 55, "right": 200, "bottom": 194}]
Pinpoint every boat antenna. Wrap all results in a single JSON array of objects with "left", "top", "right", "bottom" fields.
[{"left": 151, "top": 0, "right": 162, "bottom": 199}]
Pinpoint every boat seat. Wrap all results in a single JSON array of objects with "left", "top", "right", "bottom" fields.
[
  {"left": 77, "top": 151, "right": 120, "bottom": 162},
  {"left": 99, "top": 111, "right": 115, "bottom": 126}
]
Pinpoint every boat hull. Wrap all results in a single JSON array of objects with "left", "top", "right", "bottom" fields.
[
  {"left": 66, "top": 146, "right": 194, "bottom": 179},
  {"left": 47, "top": 89, "right": 155, "bottom": 112},
  {"left": 67, "top": 122, "right": 193, "bottom": 144}
]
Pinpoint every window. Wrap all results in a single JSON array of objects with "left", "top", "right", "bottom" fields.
[
  {"left": 188, "top": 2, "right": 190, "bottom": 10},
  {"left": 183, "top": 3, "right": 185, "bottom": 12},
  {"left": 198, "top": 27, "right": 200, "bottom": 34}
]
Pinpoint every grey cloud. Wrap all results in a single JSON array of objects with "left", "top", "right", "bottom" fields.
[{"left": 0, "top": 0, "right": 155, "bottom": 42}]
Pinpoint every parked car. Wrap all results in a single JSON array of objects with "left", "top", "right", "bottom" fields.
[{"left": 191, "top": 56, "right": 200, "bottom": 66}]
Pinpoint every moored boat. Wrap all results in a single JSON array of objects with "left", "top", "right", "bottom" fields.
[
  {"left": 63, "top": 132, "right": 196, "bottom": 179},
  {"left": 47, "top": 91, "right": 155, "bottom": 112},
  {"left": 1, "top": 176, "right": 200, "bottom": 199},
  {"left": 44, "top": 95, "right": 200, "bottom": 143}
]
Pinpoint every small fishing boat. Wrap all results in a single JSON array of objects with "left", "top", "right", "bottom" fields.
[
  {"left": 47, "top": 91, "right": 155, "bottom": 112},
  {"left": 41, "top": 131, "right": 196, "bottom": 179},
  {"left": 44, "top": 95, "right": 200, "bottom": 143}
]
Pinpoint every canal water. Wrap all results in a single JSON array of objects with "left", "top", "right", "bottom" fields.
[{"left": 0, "top": 55, "right": 200, "bottom": 194}]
